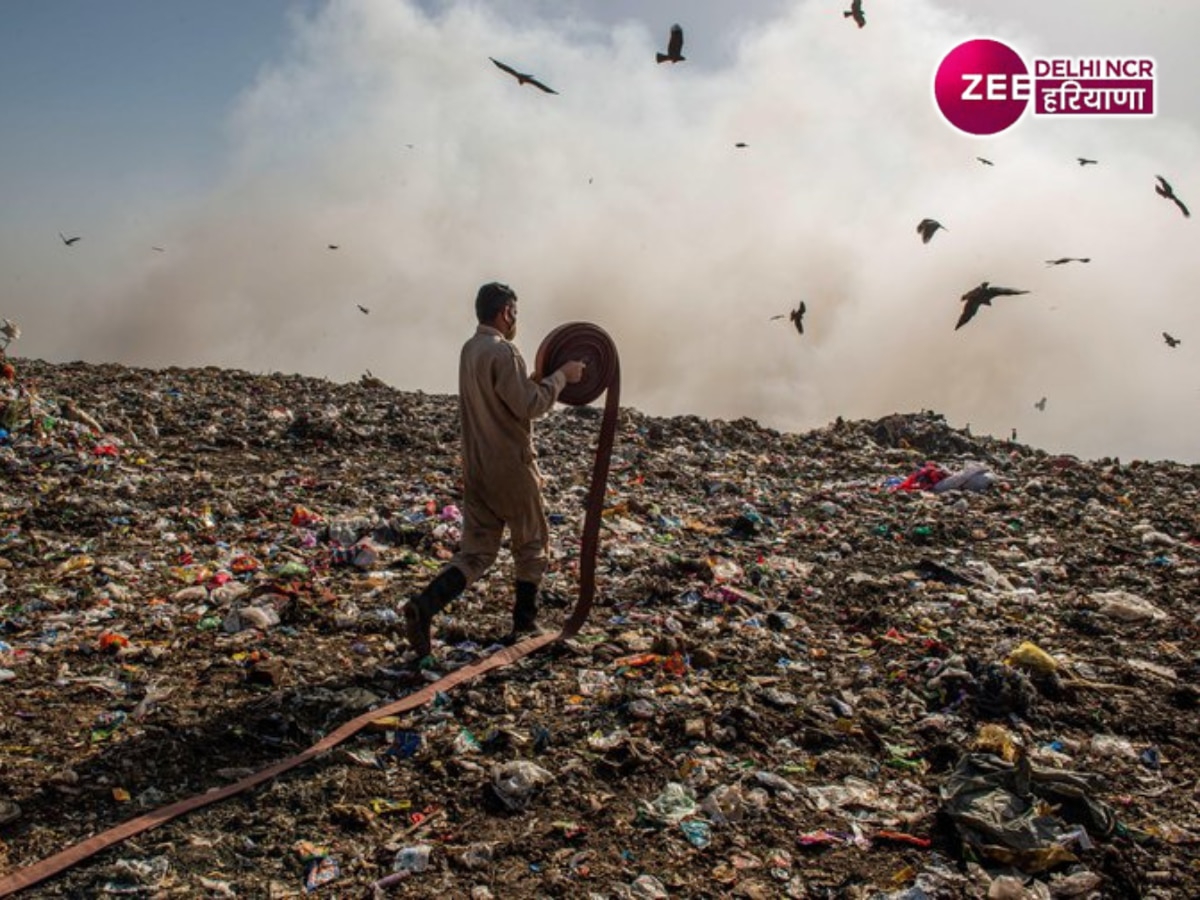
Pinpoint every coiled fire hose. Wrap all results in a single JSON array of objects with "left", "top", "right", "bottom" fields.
[{"left": 0, "top": 322, "right": 620, "bottom": 896}]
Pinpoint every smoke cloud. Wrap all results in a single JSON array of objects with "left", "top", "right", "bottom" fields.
[{"left": 7, "top": 0, "right": 1199, "bottom": 461}]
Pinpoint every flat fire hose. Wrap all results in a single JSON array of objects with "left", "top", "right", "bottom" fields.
[{"left": 0, "top": 322, "right": 620, "bottom": 896}]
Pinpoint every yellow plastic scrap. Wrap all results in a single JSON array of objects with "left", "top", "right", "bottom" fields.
[
  {"left": 1005, "top": 641, "right": 1059, "bottom": 674},
  {"left": 973, "top": 723, "right": 1019, "bottom": 761},
  {"left": 52, "top": 554, "right": 94, "bottom": 579}
]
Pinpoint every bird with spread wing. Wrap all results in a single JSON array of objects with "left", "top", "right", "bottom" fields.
[
  {"left": 770, "top": 302, "right": 807, "bottom": 336},
  {"left": 956, "top": 282, "right": 1029, "bottom": 330},
  {"left": 657, "top": 24, "right": 685, "bottom": 63},
  {"left": 844, "top": 0, "right": 865, "bottom": 28},
  {"left": 489, "top": 57, "right": 557, "bottom": 94},
  {"left": 917, "top": 218, "right": 946, "bottom": 244},
  {"left": 1155, "top": 175, "right": 1190, "bottom": 217}
]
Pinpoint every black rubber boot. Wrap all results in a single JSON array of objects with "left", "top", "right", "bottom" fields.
[
  {"left": 510, "top": 580, "right": 542, "bottom": 639},
  {"left": 404, "top": 566, "right": 467, "bottom": 657}
]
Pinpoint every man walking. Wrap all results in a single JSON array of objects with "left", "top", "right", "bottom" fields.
[{"left": 404, "top": 282, "right": 585, "bottom": 656}]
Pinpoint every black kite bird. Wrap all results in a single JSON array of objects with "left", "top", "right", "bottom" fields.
[
  {"left": 1163, "top": 332, "right": 1181, "bottom": 348},
  {"left": 956, "top": 282, "right": 1029, "bottom": 330},
  {"left": 357, "top": 305, "right": 370, "bottom": 315},
  {"left": 58, "top": 232, "right": 81, "bottom": 246},
  {"left": 489, "top": 57, "right": 557, "bottom": 94},
  {"left": 1077, "top": 157, "right": 1098, "bottom": 166},
  {"left": 770, "top": 301, "right": 807, "bottom": 335},
  {"left": 1045, "top": 257, "right": 1090, "bottom": 265},
  {"left": 657, "top": 24, "right": 685, "bottom": 63},
  {"left": 844, "top": 0, "right": 865, "bottom": 28},
  {"left": 1155, "top": 175, "right": 1190, "bottom": 217},
  {"left": 917, "top": 218, "right": 946, "bottom": 243},
  {"left": 976, "top": 157, "right": 994, "bottom": 166},
  {"left": 1034, "top": 397, "right": 1047, "bottom": 411}
]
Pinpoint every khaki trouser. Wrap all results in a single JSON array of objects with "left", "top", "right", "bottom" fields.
[{"left": 449, "top": 465, "right": 549, "bottom": 586}]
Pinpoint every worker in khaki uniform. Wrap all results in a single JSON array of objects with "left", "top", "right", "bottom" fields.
[{"left": 403, "top": 282, "right": 585, "bottom": 657}]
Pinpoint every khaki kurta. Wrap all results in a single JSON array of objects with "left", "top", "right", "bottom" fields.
[{"left": 449, "top": 325, "right": 567, "bottom": 585}]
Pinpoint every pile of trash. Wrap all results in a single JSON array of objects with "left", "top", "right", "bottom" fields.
[{"left": 1, "top": 356, "right": 1197, "bottom": 898}]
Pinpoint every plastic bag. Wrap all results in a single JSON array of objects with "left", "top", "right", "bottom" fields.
[{"left": 491, "top": 761, "right": 554, "bottom": 810}]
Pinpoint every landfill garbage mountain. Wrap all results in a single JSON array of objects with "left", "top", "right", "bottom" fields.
[{"left": 1, "top": 356, "right": 1197, "bottom": 898}]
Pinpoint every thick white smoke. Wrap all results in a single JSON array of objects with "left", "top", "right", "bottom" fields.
[{"left": 6, "top": 0, "right": 1198, "bottom": 460}]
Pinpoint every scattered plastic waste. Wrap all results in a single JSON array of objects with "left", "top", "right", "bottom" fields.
[{"left": 0, "top": 362, "right": 1196, "bottom": 894}]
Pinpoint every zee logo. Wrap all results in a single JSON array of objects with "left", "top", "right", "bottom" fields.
[
  {"left": 960, "top": 73, "right": 1033, "bottom": 102},
  {"left": 933, "top": 38, "right": 1031, "bottom": 136}
]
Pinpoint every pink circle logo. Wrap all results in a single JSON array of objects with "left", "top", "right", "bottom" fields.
[{"left": 934, "top": 38, "right": 1031, "bottom": 136}]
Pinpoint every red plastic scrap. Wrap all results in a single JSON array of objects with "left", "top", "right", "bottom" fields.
[
  {"left": 97, "top": 632, "right": 129, "bottom": 652},
  {"left": 291, "top": 506, "right": 322, "bottom": 527},
  {"left": 873, "top": 830, "right": 932, "bottom": 848},
  {"left": 661, "top": 652, "right": 688, "bottom": 677},
  {"left": 892, "top": 462, "right": 947, "bottom": 492},
  {"left": 230, "top": 555, "right": 260, "bottom": 574}
]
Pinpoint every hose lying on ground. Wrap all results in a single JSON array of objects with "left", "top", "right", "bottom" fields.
[{"left": 0, "top": 322, "right": 620, "bottom": 897}]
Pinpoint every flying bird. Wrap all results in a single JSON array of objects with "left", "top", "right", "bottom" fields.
[
  {"left": 956, "top": 281, "right": 1029, "bottom": 330},
  {"left": 976, "top": 157, "right": 994, "bottom": 166},
  {"left": 357, "top": 305, "right": 370, "bottom": 315},
  {"left": 489, "top": 57, "right": 558, "bottom": 94},
  {"left": 151, "top": 246, "right": 165, "bottom": 252},
  {"left": 657, "top": 24, "right": 685, "bottom": 63},
  {"left": 1163, "top": 331, "right": 1181, "bottom": 348},
  {"left": 917, "top": 218, "right": 946, "bottom": 243},
  {"left": 734, "top": 142, "right": 748, "bottom": 148},
  {"left": 328, "top": 244, "right": 339, "bottom": 250},
  {"left": 844, "top": 0, "right": 865, "bottom": 28},
  {"left": 1077, "top": 157, "right": 1098, "bottom": 166},
  {"left": 1045, "top": 257, "right": 1090, "bottom": 265},
  {"left": 58, "top": 232, "right": 81, "bottom": 246},
  {"left": 770, "top": 301, "right": 807, "bottom": 335},
  {"left": 1154, "top": 175, "right": 1190, "bottom": 217},
  {"left": 1034, "top": 397, "right": 1047, "bottom": 411}
]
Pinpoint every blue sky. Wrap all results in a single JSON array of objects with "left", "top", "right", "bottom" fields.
[
  {"left": 2, "top": 1, "right": 1198, "bottom": 461},
  {"left": 1, "top": 2, "right": 311, "bottom": 221}
]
